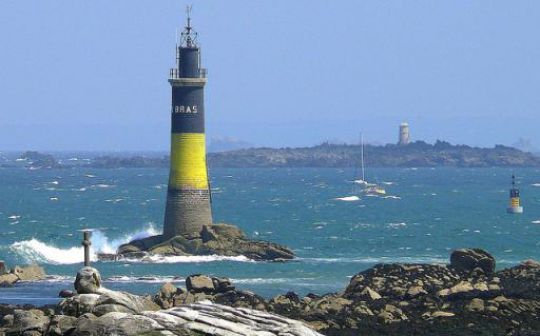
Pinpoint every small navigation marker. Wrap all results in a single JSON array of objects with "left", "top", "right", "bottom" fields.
[
  {"left": 507, "top": 174, "right": 523, "bottom": 214},
  {"left": 81, "top": 230, "right": 92, "bottom": 266}
]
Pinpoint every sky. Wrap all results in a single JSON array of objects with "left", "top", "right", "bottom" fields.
[{"left": 0, "top": 1, "right": 539, "bottom": 151}]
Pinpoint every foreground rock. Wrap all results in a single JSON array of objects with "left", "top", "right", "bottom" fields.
[
  {"left": 0, "top": 266, "right": 321, "bottom": 336},
  {"left": 147, "top": 249, "right": 540, "bottom": 336},
  {"left": 450, "top": 248, "right": 496, "bottom": 274},
  {"left": 59, "top": 266, "right": 159, "bottom": 316},
  {"left": 117, "top": 223, "right": 294, "bottom": 261},
  {"left": 0, "top": 263, "right": 46, "bottom": 287},
  {"left": 1, "top": 248, "right": 539, "bottom": 335},
  {"left": 2, "top": 303, "right": 322, "bottom": 336}
]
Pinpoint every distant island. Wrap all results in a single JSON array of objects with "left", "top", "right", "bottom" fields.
[
  {"left": 208, "top": 140, "right": 540, "bottom": 168},
  {"left": 2, "top": 140, "right": 540, "bottom": 169}
]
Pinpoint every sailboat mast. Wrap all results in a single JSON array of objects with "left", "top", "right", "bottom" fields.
[{"left": 360, "top": 133, "right": 365, "bottom": 181}]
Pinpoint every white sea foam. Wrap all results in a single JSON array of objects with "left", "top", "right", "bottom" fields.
[
  {"left": 9, "top": 222, "right": 254, "bottom": 265},
  {"left": 10, "top": 223, "right": 159, "bottom": 264},
  {"left": 531, "top": 183, "right": 540, "bottom": 187},
  {"left": 8, "top": 215, "right": 20, "bottom": 220},
  {"left": 532, "top": 220, "right": 540, "bottom": 224},
  {"left": 334, "top": 196, "right": 360, "bottom": 202},
  {"left": 123, "top": 255, "right": 253, "bottom": 264},
  {"left": 383, "top": 195, "right": 401, "bottom": 200},
  {"left": 92, "top": 184, "right": 114, "bottom": 189},
  {"left": 387, "top": 222, "right": 407, "bottom": 228},
  {"left": 105, "top": 198, "right": 124, "bottom": 203}
]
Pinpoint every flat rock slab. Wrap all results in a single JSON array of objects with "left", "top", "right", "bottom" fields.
[{"left": 73, "top": 302, "right": 322, "bottom": 336}]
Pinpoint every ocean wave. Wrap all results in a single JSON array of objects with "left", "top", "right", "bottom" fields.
[
  {"left": 383, "top": 195, "right": 401, "bottom": 200},
  {"left": 531, "top": 183, "right": 540, "bottom": 187},
  {"left": 19, "top": 275, "right": 321, "bottom": 286},
  {"left": 231, "top": 277, "right": 315, "bottom": 284},
  {"left": 105, "top": 275, "right": 183, "bottom": 283},
  {"left": 9, "top": 224, "right": 159, "bottom": 265},
  {"left": 10, "top": 239, "right": 88, "bottom": 264},
  {"left": 334, "top": 196, "right": 360, "bottom": 202},
  {"left": 532, "top": 220, "right": 540, "bottom": 224},
  {"left": 300, "top": 256, "right": 447, "bottom": 264},
  {"left": 387, "top": 222, "right": 407, "bottom": 228},
  {"left": 91, "top": 184, "right": 114, "bottom": 189}
]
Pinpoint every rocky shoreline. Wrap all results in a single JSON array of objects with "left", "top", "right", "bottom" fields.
[
  {"left": 0, "top": 263, "right": 46, "bottom": 287},
  {"left": 0, "top": 248, "right": 539, "bottom": 335}
]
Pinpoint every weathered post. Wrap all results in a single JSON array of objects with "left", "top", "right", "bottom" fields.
[{"left": 82, "top": 230, "right": 92, "bottom": 266}]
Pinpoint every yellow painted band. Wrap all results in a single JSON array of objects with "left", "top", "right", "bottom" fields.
[
  {"left": 169, "top": 133, "right": 208, "bottom": 190},
  {"left": 510, "top": 198, "right": 520, "bottom": 207}
]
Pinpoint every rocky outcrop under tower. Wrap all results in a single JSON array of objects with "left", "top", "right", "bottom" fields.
[{"left": 116, "top": 223, "right": 294, "bottom": 261}]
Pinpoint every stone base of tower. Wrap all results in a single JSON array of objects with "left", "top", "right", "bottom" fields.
[{"left": 115, "top": 223, "right": 294, "bottom": 261}]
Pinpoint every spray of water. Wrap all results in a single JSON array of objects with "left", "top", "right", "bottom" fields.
[{"left": 10, "top": 223, "right": 159, "bottom": 265}]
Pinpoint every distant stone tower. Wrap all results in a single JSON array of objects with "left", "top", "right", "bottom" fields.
[
  {"left": 398, "top": 122, "right": 410, "bottom": 145},
  {"left": 163, "top": 10, "right": 212, "bottom": 239}
]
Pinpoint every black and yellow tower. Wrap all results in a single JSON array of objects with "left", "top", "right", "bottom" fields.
[{"left": 164, "top": 10, "right": 212, "bottom": 239}]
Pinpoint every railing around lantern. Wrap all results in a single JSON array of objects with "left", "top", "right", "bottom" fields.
[{"left": 169, "top": 68, "right": 207, "bottom": 79}]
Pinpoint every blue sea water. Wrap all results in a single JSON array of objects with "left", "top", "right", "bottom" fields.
[{"left": 0, "top": 166, "right": 539, "bottom": 305}]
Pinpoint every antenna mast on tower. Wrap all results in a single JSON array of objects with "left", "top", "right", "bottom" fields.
[{"left": 181, "top": 5, "right": 198, "bottom": 48}]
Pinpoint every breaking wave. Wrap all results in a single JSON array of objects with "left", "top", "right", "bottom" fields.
[
  {"left": 9, "top": 224, "right": 253, "bottom": 265},
  {"left": 10, "top": 223, "right": 159, "bottom": 265}
]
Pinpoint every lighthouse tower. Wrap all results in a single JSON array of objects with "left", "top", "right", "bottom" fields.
[
  {"left": 398, "top": 123, "right": 410, "bottom": 146},
  {"left": 163, "top": 9, "right": 212, "bottom": 239},
  {"left": 507, "top": 174, "right": 523, "bottom": 214}
]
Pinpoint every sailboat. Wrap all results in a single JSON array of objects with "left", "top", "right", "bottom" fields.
[
  {"left": 353, "top": 134, "right": 368, "bottom": 186},
  {"left": 353, "top": 134, "right": 386, "bottom": 196}
]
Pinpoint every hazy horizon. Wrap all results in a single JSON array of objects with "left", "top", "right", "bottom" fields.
[{"left": 1, "top": 1, "right": 539, "bottom": 151}]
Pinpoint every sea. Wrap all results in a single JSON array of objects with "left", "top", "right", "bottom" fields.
[{"left": 0, "top": 165, "right": 539, "bottom": 305}]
